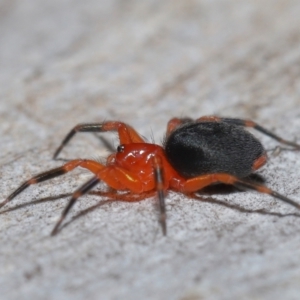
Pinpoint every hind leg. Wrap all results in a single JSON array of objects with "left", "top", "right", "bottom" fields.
[
  {"left": 197, "top": 116, "right": 300, "bottom": 149},
  {"left": 172, "top": 173, "right": 300, "bottom": 210}
]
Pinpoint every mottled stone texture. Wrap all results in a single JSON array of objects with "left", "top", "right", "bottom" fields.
[{"left": 1, "top": 1, "right": 300, "bottom": 299}]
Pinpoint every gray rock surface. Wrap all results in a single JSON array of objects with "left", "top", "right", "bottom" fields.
[{"left": 1, "top": 0, "right": 300, "bottom": 299}]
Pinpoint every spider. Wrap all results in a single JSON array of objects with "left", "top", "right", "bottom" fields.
[{"left": 1, "top": 116, "right": 300, "bottom": 236}]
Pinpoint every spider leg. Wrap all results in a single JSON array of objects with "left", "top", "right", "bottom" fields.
[
  {"left": 0, "top": 159, "right": 105, "bottom": 209},
  {"left": 152, "top": 155, "right": 167, "bottom": 235},
  {"left": 166, "top": 117, "right": 193, "bottom": 136},
  {"left": 179, "top": 173, "right": 300, "bottom": 210},
  {"left": 53, "top": 121, "right": 145, "bottom": 159},
  {"left": 197, "top": 116, "right": 300, "bottom": 149},
  {"left": 89, "top": 190, "right": 156, "bottom": 202},
  {"left": 51, "top": 176, "right": 100, "bottom": 235}
]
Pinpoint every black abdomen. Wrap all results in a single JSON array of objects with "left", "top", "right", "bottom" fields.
[{"left": 164, "top": 122, "right": 265, "bottom": 178}]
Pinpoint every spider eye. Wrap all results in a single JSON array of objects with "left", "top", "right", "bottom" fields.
[{"left": 117, "top": 145, "right": 125, "bottom": 153}]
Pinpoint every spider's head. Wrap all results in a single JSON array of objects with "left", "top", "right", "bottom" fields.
[{"left": 111, "top": 143, "right": 162, "bottom": 173}]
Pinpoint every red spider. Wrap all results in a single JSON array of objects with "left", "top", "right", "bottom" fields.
[{"left": 1, "top": 116, "right": 300, "bottom": 235}]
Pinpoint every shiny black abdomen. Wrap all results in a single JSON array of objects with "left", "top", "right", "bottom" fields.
[{"left": 164, "top": 122, "right": 265, "bottom": 178}]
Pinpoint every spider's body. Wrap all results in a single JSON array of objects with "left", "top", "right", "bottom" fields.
[
  {"left": 165, "top": 121, "right": 265, "bottom": 178},
  {"left": 1, "top": 116, "right": 300, "bottom": 235}
]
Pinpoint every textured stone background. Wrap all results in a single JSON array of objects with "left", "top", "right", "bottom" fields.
[{"left": 1, "top": 1, "right": 300, "bottom": 299}]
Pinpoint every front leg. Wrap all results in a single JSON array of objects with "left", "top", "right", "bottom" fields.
[
  {"left": 0, "top": 159, "right": 106, "bottom": 209},
  {"left": 53, "top": 121, "right": 145, "bottom": 159}
]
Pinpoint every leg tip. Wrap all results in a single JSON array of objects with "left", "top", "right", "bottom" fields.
[
  {"left": 52, "top": 146, "right": 63, "bottom": 160},
  {"left": 51, "top": 217, "right": 63, "bottom": 236},
  {"left": 51, "top": 227, "right": 59, "bottom": 236},
  {"left": 160, "top": 215, "right": 167, "bottom": 236}
]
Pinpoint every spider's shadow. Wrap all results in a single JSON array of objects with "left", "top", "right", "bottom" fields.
[
  {"left": 191, "top": 193, "right": 300, "bottom": 218},
  {"left": 0, "top": 193, "right": 72, "bottom": 213}
]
